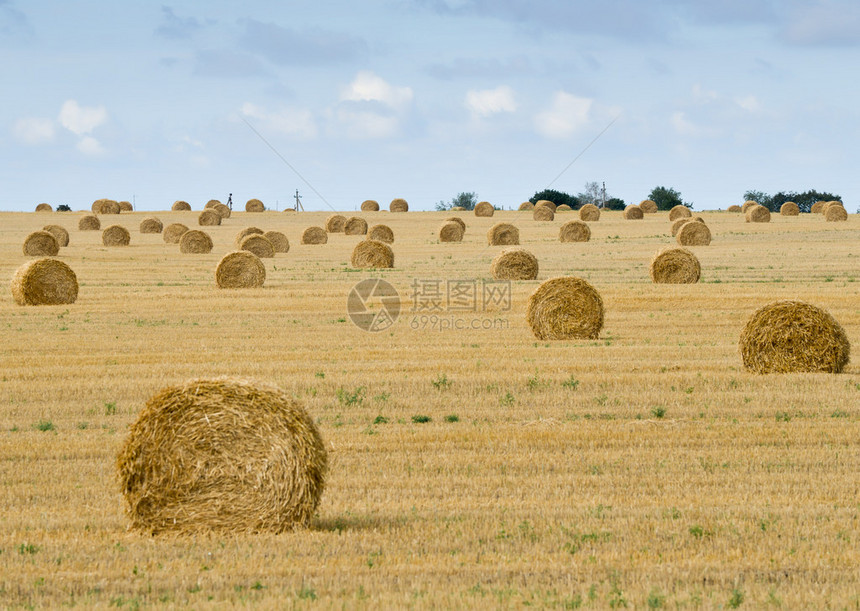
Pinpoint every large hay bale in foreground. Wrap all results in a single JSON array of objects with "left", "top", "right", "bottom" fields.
[
  {"left": 746, "top": 205, "right": 771, "bottom": 223},
  {"left": 351, "top": 239, "right": 394, "bottom": 268},
  {"left": 102, "top": 225, "right": 131, "bottom": 246},
  {"left": 245, "top": 198, "right": 265, "bottom": 212},
  {"left": 118, "top": 201, "right": 133, "bottom": 212},
  {"left": 11, "top": 258, "right": 79, "bottom": 306},
  {"left": 739, "top": 301, "right": 850, "bottom": 374},
  {"left": 535, "top": 200, "right": 556, "bottom": 212},
  {"left": 677, "top": 220, "right": 711, "bottom": 246},
  {"left": 649, "top": 247, "right": 700, "bottom": 284},
  {"left": 116, "top": 377, "right": 327, "bottom": 534},
  {"left": 439, "top": 221, "right": 464, "bottom": 242},
  {"left": 198, "top": 209, "right": 222, "bottom": 226},
  {"left": 825, "top": 204, "right": 848, "bottom": 222},
  {"left": 42, "top": 225, "right": 70, "bottom": 247},
  {"left": 35, "top": 203, "right": 53, "bottom": 212},
  {"left": 579, "top": 204, "right": 600, "bottom": 221},
  {"left": 526, "top": 277, "right": 604, "bottom": 340},
  {"left": 344, "top": 217, "right": 368, "bottom": 235},
  {"left": 216, "top": 251, "right": 266, "bottom": 288},
  {"left": 264, "top": 231, "right": 290, "bottom": 253},
  {"left": 361, "top": 200, "right": 380, "bottom": 211},
  {"left": 624, "top": 205, "right": 644, "bottom": 220},
  {"left": 79, "top": 215, "right": 101, "bottom": 231},
  {"left": 490, "top": 247, "right": 538, "bottom": 280},
  {"left": 639, "top": 199, "right": 658, "bottom": 213},
  {"left": 811, "top": 201, "right": 825, "bottom": 214},
  {"left": 727, "top": 204, "right": 743, "bottom": 212},
  {"left": 23, "top": 231, "right": 60, "bottom": 256},
  {"left": 742, "top": 200, "right": 758, "bottom": 213},
  {"left": 213, "top": 203, "right": 231, "bottom": 219},
  {"left": 368, "top": 224, "right": 394, "bottom": 244},
  {"left": 179, "top": 230, "right": 213, "bottom": 254},
  {"left": 668, "top": 205, "right": 692, "bottom": 221},
  {"left": 474, "top": 201, "right": 494, "bottom": 217},
  {"left": 559, "top": 220, "right": 591, "bottom": 242},
  {"left": 390, "top": 198, "right": 409, "bottom": 212},
  {"left": 518, "top": 201, "right": 535, "bottom": 211},
  {"left": 172, "top": 200, "right": 191, "bottom": 211},
  {"left": 240, "top": 234, "right": 275, "bottom": 258},
  {"left": 325, "top": 215, "right": 346, "bottom": 233},
  {"left": 140, "top": 217, "right": 163, "bottom": 234},
  {"left": 488, "top": 222, "right": 519, "bottom": 245},
  {"left": 533, "top": 206, "right": 555, "bottom": 221},
  {"left": 163, "top": 223, "right": 189, "bottom": 244},
  {"left": 301, "top": 226, "right": 328, "bottom": 244},
  {"left": 780, "top": 202, "right": 799, "bottom": 216},
  {"left": 236, "top": 227, "right": 264, "bottom": 246}
]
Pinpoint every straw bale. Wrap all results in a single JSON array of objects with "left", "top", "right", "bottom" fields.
[
  {"left": 445, "top": 217, "right": 466, "bottom": 231},
  {"left": 361, "top": 200, "right": 380, "bottom": 211},
  {"left": 172, "top": 201, "right": 191, "bottom": 211},
  {"left": 811, "top": 201, "right": 825, "bottom": 214},
  {"left": 746, "top": 205, "right": 771, "bottom": 223},
  {"left": 42, "top": 225, "right": 69, "bottom": 247},
  {"left": 649, "top": 247, "right": 700, "bottom": 284},
  {"left": 727, "top": 205, "right": 742, "bottom": 212},
  {"left": 23, "top": 231, "right": 60, "bottom": 256},
  {"left": 533, "top": 206, "right": 554, "bottom": 221},
  {"left": 556, "top": 204, "right": 572, "bottom": 212},
  {"left": 205, "top": 200, "right": 222, "bottom": 209},
  {"left": 240, "top": 234, "right": 275, "bottom": 258},
  {"left": 301, "top": 226, "right": 328, "bottom": 244},
  {"left": 245, "top": 199, "right": 265, "bottom": 212},
  {"left": 535, "top": 200, "right": 556, "bottom": 212},
  {"left": 116, "top": 377, "right": 326, "bottom": 533},
  {"left": 118, "top": 201, "right": 133, "bottom": 212},
  {"left": 140, "top": 217, "right": 163, "bottom": 234},
  {"left": 368, "top": 224, "right": 394, "bottom": 244},
  {"left": 11, "top": 258, "right": 78, "bottom": 306},
  {"left": 198, "top": 209, "right": 222, "bottom": 226},
  {"left": 579, "top": 204, "right": 600, "bottom": 221},
  {"left": 351, "top": 239, "right": 394, "bottom": 268},
  {"left": 780, "top": 202, "right": 799, "bottom": 216},
  {"left": 639, "top": 199, "right": 658, "bottom": 213},
  {"left": 825, "top": 204, "right": 848, "bottom": 222},
  {"left": 213, "top": 203, "right": 231, "bottom": 219},
  {"left": 624, "top": 205, "right": 644, "bottom": 220},
  {"left": 739, "top": 301, "right": 850, "bottom": 373},
  {"left": 474, "top": 201, "right": 494, "bottom": 217},
  {"left": 677, "top": 220, "right": 711, "bottom": 246},
  {"left": 559, "top": 220, "right": 591, "bottom": 242},
  {"left": 668, "top": 205, "right": 692, "bottom": 221},
  {"left": 79, "top": 215, "right": 101, "bottom": 231},
  {"left": 215, "top": 251, "right": 266, "bottom": 288},
  {"left": 487, "top": 222, "right": 519, "bottom": 245},
  {"left": 325, "top": 215, "right": 347, "bottom": 233},
  {"left": 263, "top": 231, "right": 290, "bottom": 253},
  {"left": 518, "top": 201, "right": 535, "bottom": 211},
  {"left": 390, "top": 198, "right": 409, "bottom": 212},
  {"left": 35, "top": 203, "right": 52, "bottom": 212},
  {"left": 236, "top": 227, "right": 264, "bottom": 246},
  {"left": 742, "top": 200, "right": 758, "bottom": 213},
  {"left": 179, "top": 230, "right": 213, "bottom": 254},
  {"left": 344, "top": 217, "right": 368, "bottom": 235},
  {"left": 163, "top": 223, "right": 189, "bottom": 244},
  {"left": 439, "top": 221, "right": 464, "bottom": 242},
  {"left": 490, "top": 247, "right": 538, "bottom": 280},
  {"left": 526, "top": 277, "right": 604, "bottom": 340},
  {"left": 102, "top": 225, "right": 131, "bottom": 246}
]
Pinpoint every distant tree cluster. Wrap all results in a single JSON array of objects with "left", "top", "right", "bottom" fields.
[
  {"left": 742, "top": 189, "right": 841, "bottom": 214},
  {"left": 530, "top": 182, "right": 626, "bottom": 210},
  {"left": 648, "top": 186, "right": 692, "bottom": 211},
  {"left": 530, "top": 189, "right": 580, "bottom": 209},
  {"left": 435, "top": 192, "right": 478, "bottom": 211}
]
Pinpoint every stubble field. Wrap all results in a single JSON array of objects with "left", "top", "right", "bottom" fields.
[{"left": 1, "top": 206, "right": 858, "bottom": 609}]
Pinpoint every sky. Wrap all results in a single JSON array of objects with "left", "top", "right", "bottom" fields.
[{"left": 2, "top": 0, "right": 859, "bottom": 212}]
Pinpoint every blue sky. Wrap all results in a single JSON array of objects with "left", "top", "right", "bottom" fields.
[{"left": 2, "top": 0, "right": 859, "bottom": 212}]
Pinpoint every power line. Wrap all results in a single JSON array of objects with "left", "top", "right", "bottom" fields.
[{"left": 545, "top": 114, "right": 620, "bottom": 189}]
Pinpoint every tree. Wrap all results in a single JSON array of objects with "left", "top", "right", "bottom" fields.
[
  {"left": 530, "top": 189, "right": 580, "bottom": 210},
  {"left": 435, "top": 191, "right": 478, "bottom": 211},
  {"left": 604, "top": 197, "right": 626, "bottom": 211},
  {"left": 743, "top": 189, "right": 841, "bottom": 213},
  {"left": 575, "top": 181, "right": 603, "bottom": 206},
  {"left": 648, "top": 186, "right": 691, "bottom": 210},
  {"left": 56, "top": 204, "right": 71, "bottom": 212}
]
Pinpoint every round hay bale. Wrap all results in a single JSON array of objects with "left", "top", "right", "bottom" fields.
[
  {"left": 739, "top": 301, "right": 850, "bottom": 374},
  {"left": 390, "top": 198, "right": 409, "bottom": 212},
  {"left": 624, "top": 205, "right": 644, "bottom": 220},
  {"left": 42, "top": 225, "right": 69, "bottom": 247},
  {"left": 263, "top": 231, "right": 290, "bottom": 253},
  {"left": 361, "top": 199, "right": 380, "bottom": 211},
  {"left": 236, "top": 227, "right": 264, "bottom": 246},
  {"left": 649, "top": 247, "right": 700, "bottom": 284},
  {"left": 671, "top": 217, "right": 692, "bottom": 236},
  {"left": 639, "top": 199, "right": 658, "bottom": 213},
  {"left": 780, "top": 201, "right": 799, "bottom": 216},
  {"left": 825, "top": 204, "right": 848, "bottom": 222},
  {"left": 450, "top": 206, "right": 465, "bottom": 211},
  {"left": 490, "top": 247, "right": 538, "bottom": 280},
  {"left": 488, "top": 222, "right": 520, "bottom": 245},
  {"left": 240, "top": 234, "right": 275, "bottom": 258},
  {"left": 351, "top": 239, "right": 394, "bottom": 268},
  {"left": 556, "top": 204, "right": 572, "bottom": 212},
  {"left": 23, "top": 230, "right": 60, "bottom": 256},
  {"left": 474, "top": 201, "right": 494, "bottom": 217},
  {"left": 35, "top": 203, "right": 53, "bottom": 212},
  {"left": 579, "top": 204, "right": 600, "bottom": 221},
  {"left": 526, "top": 277, "right": 604, "bottom": 340},
  {"left": 102, "top": 225, "right": 131, "bottom": 246},
  {"left": 668, "top": 205, "right": 692, "bottom": 221},
  {"left": 198, "top": 209, "right": 222, "bottom": 226},
  {"left": 811, "top": 201, "right": 825, "bottom": 214},
  {"left": 368, "top": 224, "right": 394, "bottom": 244},
  {"left": 745, "top": 205, "right": 771, "bottom": 223},
  {"left": 11, "top": 258, "right": 79, "bottom": 306},
  {"left": 99, "top": 199, "right": 121, "bottom": 215},
  {"left": 727, "top": 204, "right": 743, "bottom": 212},
  {"left": 325, "top": 214, "right": 346, "bottom": 233},
  {"left": 215, "top": 251, "right": 266, "bottom": 288},
  {"left": 301, "top": 226, "right": 328, "bottom": 245},
  {"left": 533, "top": 206, "right": 555, "bottom": 221},
  {"left": 676, "top": 220, "right": 711, "bottom": 246},
  {"left": 78, "top": 215, "right": 101, "bottom": 231},
  {"left": 245, "top": 198, "right": 265, "bottom": 212},
  {"left": 559, "top": 220, "right": 591, "bottom": 242},
  {"left": 116, "top": 377, "right": 326, "bottom": 534},
  {"left": 439, "top": 221, "right": 464, "bottom": 242},
  {"left": 445, "top": 216, "right": 466, "bottom": 231},
  {"left": 213, "top": 203, "right": 231, "bottom": 219},
  {"left": 163, "top": 223, "right": 189, "bottom": 244},
  {"left": 344, "top": 216, "right": 368, "bottom": 235},
  {"left": 205, "top": 199, "right": 222, "bottom": 209},
  {"left": 742, "top": 200, "right": 758, "bottom": 213},
  {"left": 140, "top": 217, "right": 163, "bottom": 234},
  {"left": 518, "top": 201, "right": 535, "bottom": 211},
  {"left": 91, "top": 198, "right": 110, "bottom": 214},
  {"left": 172, "top": 200, "right": 191, "bottom": 211},
  {"left": 179, "top": 230, "right": 213, "bottom": 254},
  {"left": 118, "top": 201, "right": 133, "bottom": 212},
  {"left": 535, "top": 200, "right": 556, "bottom": 212}
]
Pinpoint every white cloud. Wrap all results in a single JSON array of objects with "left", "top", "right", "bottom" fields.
[
  {"left": 241, "top": 102, "right": 317, "bottom": 139},
  {"left": 341, "top": 71, "right": 413, "bottom": 110},
  {"left": 58, "top": 100, "right": 107, "bottom": 135},
  {"left": 735, "top": 95, "right": 761, "bottom": 112},
  {"left": 534, "top": 92, "right": 592, "bottom": 138},
  {"left": 465, "top": 86, "right": 517, "bottom": 117},
  {"left": 12, "top": 117, "right": 55, "bottom": 144},
  {"left": 76, "top": 136, "right": 104, "bottom": 155}
]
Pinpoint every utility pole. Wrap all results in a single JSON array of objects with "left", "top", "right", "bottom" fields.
[
  {"left": 294, "top": 189, "right": 304, "bottom": 211},
  {"left": 602, "top": 182, "right": 606, "bottom": 209}
]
